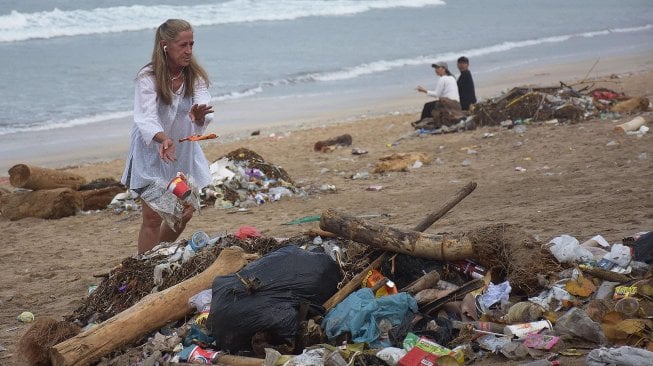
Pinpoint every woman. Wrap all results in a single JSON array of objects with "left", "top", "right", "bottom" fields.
[
  {"left": 121, "top": 19, "right": 214, "bottom": 254},
  {"left": 416, "top": 61, "right": 460, "bottom": 121}
]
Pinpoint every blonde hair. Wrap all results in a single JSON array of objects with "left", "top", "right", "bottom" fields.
[{"left": 142, "top": 19, "right": 210, "bottom": 105}]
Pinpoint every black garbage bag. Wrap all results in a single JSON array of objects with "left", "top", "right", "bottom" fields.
[
  {"left": 207, "top": 245, "right": 342, "bottom": 352},
  {"left": 633, "top": 231, "right": 653, "bottom": 264}
]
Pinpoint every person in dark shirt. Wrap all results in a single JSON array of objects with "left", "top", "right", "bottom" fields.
[{"left": 456, "top": 56, "right": 477, "bottom": 111}]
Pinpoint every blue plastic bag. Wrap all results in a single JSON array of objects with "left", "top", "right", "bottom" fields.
[{"left": 322, "top": 288, "right": 418, "bottom": 346}]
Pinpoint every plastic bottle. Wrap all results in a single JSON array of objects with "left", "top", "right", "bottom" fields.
[
  {"left": 189, "top": 230, "right": 209, "bottom": 252},
  {"left": 452, "top": 320, "right": 504, "bottom": 334}
]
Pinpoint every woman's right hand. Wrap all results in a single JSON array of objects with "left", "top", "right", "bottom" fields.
[{"left": 159, "top": 138, "right": 177, "bottom": 162}]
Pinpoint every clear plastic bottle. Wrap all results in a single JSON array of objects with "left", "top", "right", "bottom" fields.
[{"left": 189, "top": 231, "right": 209, "bottom": 252}]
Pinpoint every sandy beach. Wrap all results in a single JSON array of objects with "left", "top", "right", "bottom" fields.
[{"left": 1, "top": 51, "right": 652, "bottom": 364}]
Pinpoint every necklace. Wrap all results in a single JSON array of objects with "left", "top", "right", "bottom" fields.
[{"left": 170, "top": 68, "right": 184, "bottom": 81}]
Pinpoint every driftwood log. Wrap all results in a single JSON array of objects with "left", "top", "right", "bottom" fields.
[
  {"left": 8, "top": 164, "right": 87, "bottom": 190},
  {"left": 320, "top": 181, "right": 477, "bottom": 310},
  {"left": 50, "top": 247, "right": 258, "bottom": 366},
  {"left": 0, "top": 188, "right": 82, "bottom": 220},
  {"left": 78, "top": 186, "right": 125, "bottom": 211},
  {"left": 319, "top": 208, "right": 475, "bottom": 261}
]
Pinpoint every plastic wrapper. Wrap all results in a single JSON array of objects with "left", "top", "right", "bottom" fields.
[
  {"left": 283, "top": 348, "right": 324, "bottom": 366},
  {"left": 140, "top": 173, "right": 201, "bottom": 231},
  {"left": 554, "top": 307, "right": 607, "bottom": 345},
  {"left": 189, "top": 289, "right": 212, "bottom": 313},
  {"left": 376, "top": 347, "right": 407, "bottom": 366},
  {"left": 480, "top": 281, "right": 511, "bottom": 309},
  {"left": 586, "top": 346, "right": 653, "bottom": 366}
]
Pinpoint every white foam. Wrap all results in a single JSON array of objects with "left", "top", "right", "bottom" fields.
[
  {"left": 297, "top": 26, "right": 652, "bottom": 83},
  {"left": 0, "top": 0, "right": 445, "bottom": 43},
  {"left": 0, "top": 111, "right": 132, "bottom": 135}
]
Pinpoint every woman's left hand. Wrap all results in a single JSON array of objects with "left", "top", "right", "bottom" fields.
[{"left": 189, "top": 104, "right": 214, "bottom": 124}]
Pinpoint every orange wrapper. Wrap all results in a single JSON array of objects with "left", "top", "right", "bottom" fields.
[{"left": 178, "top": 133, "right": 218, "bottom": 143}]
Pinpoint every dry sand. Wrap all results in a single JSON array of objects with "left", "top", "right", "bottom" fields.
[{"left": 1, "top": 56, "right": 652, "bottom": 364}]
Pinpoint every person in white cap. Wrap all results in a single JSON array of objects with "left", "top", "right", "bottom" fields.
[{"left": 415, "top": 61, "right": 460, "bottom": 121}]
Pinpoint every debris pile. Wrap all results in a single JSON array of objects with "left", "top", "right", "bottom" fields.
[
  {"left": 204, "top": 148, "right": 300, "bottom": 209},
  {"left": 472, "top": 85, "right": 649, "bottom": 127},
  {"left": 15, "top": 181, "right": 653, "bottom": 366}
]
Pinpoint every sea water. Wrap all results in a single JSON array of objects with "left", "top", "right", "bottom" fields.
[{"left": 0, "top": 0, "right": 652, "bottom": 166}]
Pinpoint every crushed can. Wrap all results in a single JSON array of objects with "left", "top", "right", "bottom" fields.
[{"left": 179, "top": 344, "right": 220, "bottom": 364}]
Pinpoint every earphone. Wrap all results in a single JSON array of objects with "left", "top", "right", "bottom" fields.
[{"left": 163, "top": 45, "right": 168, "bottom": 52}]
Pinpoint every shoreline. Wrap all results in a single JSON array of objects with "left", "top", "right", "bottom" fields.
[{"left": 1, "top": 50, "right": 651, "bottom": 174}]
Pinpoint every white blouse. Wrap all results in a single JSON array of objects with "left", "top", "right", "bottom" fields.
[
  {"left": 121, "top": 65, "right": 214, "bottom": 191},
  {"left": 426, "top": 75, "right": 460, "bottom": 102}
]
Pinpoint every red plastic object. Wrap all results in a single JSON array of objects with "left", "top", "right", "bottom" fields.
[{"left": 234, "top": 225, "right": 261, "bottom": 239}]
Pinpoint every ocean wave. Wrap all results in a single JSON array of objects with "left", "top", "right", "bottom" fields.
[
  {"left": 213, "top": 23, "right": 652, "bottom": 98},
  {"left": 2, "top": 22, "right": 650, "bottom": 135},
  {"left": 0, "top": 111, "right": 132, "bottom": 136},
  {"left": 292, "top": 24, "right": 653, "bottom": 83},
  {"left": 0, "top": 0, "right": 444, "bottom": 43}
]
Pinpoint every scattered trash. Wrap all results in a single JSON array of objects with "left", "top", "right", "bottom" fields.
[
  {"left": 373, "top": 152, "right": 431, "bottom": 173},
  {"left": 613, "top": 116, "right": 647, "bottom": 133},
  {"left": 503, "top": 320, "right": 552, "bottom": 339},
  {"left": 314, "top": 134, "right": 353, "bottom": 152},
  {"left": 234, "top": 225, "right": 261, "bottom": 239},
  {"left": 204, "top": 148, "right": 299, "bottom": 209},
  {"left": 586, "top": 346, "right": 653, "bottom": 366},
  {"left": 33, "top": 178, "right": 653, "bottom": 366},
  {"left": 283, "top": 214, "right": 321, "bottom": 225},
  {"left": 17, "top": 311, "right": 35, "bottom": 323}
]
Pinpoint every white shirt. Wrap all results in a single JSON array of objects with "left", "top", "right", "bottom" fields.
[
  {"left": 121, "top": 65, "right": 214, "bottom": 190},
  {"left": 426, "top": 75, "right": 460, "bottom": 101}
]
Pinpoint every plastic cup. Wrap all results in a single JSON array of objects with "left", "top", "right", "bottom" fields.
[
  {"left": 615, "top": 297, "right": 639, "bottom": 317},
  {"left": 167, "top": 174, "right": 191, "bottom": 199}
]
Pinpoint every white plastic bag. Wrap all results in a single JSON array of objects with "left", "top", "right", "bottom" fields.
[
  {"left": 376, "top": 347, "right": 406, "bottom": 366},
  {"left": 547, "top": 234, "right": 594, "bottom": 263}
]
